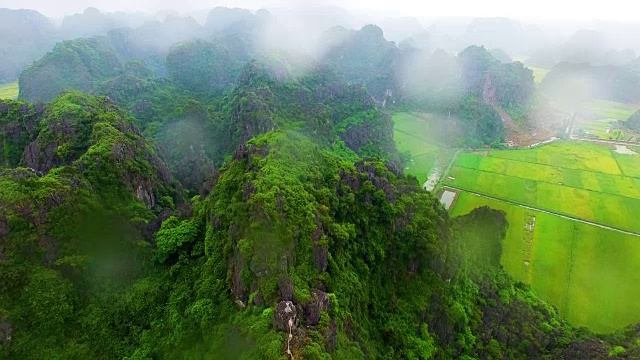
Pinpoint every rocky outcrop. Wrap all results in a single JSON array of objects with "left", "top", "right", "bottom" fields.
[
  {"left": 23, "top": 113, "right": 84, "bottom": 172},
  {"left": 21, "top": 97, "right": 103, "bottom": 172},
  {"left": 231, "top": 63, "right": 280, "bottom": 145},
  {"left": 320, "top": 24, "right": 400, "bottom": 102},
  {"left": 235, "top": 99, "right": 275, "bottom": 145},
  {"left": 313, "top": 241, "right": 329, "bottom": 273},
  {"left": 274, "top": 300, "right": 297, "bottom": 331},
  {"left": 312, "top": 217, "right": 328, "bottom": 272},
  {"left": 230, "top": 255, "right": 248, "bottom": 305},
  {"left": 338, "top": 160, "right": 396, "bottom": 203},
  {"left": 200, "top": 169, "right": 220, "bottom": 198},
  {"left": 0, "top": 101, "right": 44, "bottom": 167},
  {"left": 172, "top": 151, "right": 216, "bottom": 194},
  {"left": 135, "top": 182, "right": 155, "bottom": 209},
  {"left": 555, "top": 340, "right": 609, "bottom": 359},
  {"left": 482, "top": 74, "right": 498, "bottom": 105},
  {"left": 232, "top": 143, "right": 270, "bottom": 162},
  {"left": 302, "top": 290, "right": 330, "bottom": 326},
  {"left": 338, "top": 112, "right": 398, "bottom": 164},
  {"left": 339, "top": 122, "right": 373, "bottom": 154},
  {"left": 625, "top": 110, "right": 640, "bottom": 131},
  {"left": 278, "top": 276, "right": 294, "bottom": 301},
  {"left": 250, "top": 283, "right": 264, "bottom": 306},
  {"left": 143, "top": 209, "right": 172, "bottom": 238}
]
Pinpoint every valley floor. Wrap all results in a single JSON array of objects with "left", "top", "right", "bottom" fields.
[
  {"left": 443, "top": 141, "right": 640, "bottom": 333},
  {"left": 0, "top": 81, "right": 18, "bottom": 100}
]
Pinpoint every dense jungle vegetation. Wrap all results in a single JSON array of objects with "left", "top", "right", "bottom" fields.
[{"left": 2, "top": 6, "right": 640, "bottom": 360}]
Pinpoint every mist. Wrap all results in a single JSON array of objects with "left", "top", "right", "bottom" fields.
[
  {"left": 3, "top": 0, "right": 638, "bottom": 138},
  {"left": 4, "top": 0, "right": 640, "bottom": 359}
]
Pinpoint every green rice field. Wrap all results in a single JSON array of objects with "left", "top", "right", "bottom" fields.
[
  {"left": 585, "top": 99, "right": 639, "bottom": 120},
  {"left": 0, "top": 81, "right": 18, "bottom": 100},
  {"left": 451, "top": 192, "right": 640, "bottom": 333},
  {"left": 447, "top": 141, "right": 640, "bottom": 332},
  {"left": 393, "top": 112, "right": 441, "bottom": 183},
  {"left": 446, "top": 141, "right": 640, "bottom": 233},
  {"left": 576, "top": 100, "right": 640, "bottom": 140}
]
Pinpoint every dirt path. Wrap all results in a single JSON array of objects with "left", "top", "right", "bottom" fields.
[
  {"left": 442, "top": 185, "right": 640, "bottom": 237},
  {"left": 422, "top": 166, "right": 441, "bottom": 191},
  {"left": 431, "top": 149, "right": 461, "bottom": 193},
  {"left": 570, "top": 136, "right": 640, "bottom": 146}
]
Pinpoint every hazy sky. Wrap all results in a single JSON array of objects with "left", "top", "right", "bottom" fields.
[{"left": 1, "top": 0, "right": 638, "bottom": 21}]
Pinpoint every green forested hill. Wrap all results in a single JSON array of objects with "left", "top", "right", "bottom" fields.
[
  {"left": 321, "top": 25, "right": 399, "bottom": 103},
  {"left": 16, "top": 26, "right": 541, "bottom": 148},
  {"left": 19, "top": 37, "right": 124, "bottom": 103},
  {"left": 2, "top": 80, "right": 640, "bottom": 360},
  {"left": 541, "top": 61, "right": 640, "bottom": 104},
  {"left": 3, "top": 11, "right": 640, "bottom": 359},
  {"left": 0, "top": 9, "right": 57, "bottom": 84}
]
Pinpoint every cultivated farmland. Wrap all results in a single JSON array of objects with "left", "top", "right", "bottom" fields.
[
  {"left": 393, "top": 112, "right": 450, "bottom": 183},
  {"left": 446, "top": 142, "right": 640, "bottom": 233},
  {"left": 0, "top": 81, "right": 18, "bottom": 100},
  {"left": 447, "top": 141, "right": 640, "bottom": 332},
  {"left": 574, "top": 99, "right": 640, "bottom": 140}
]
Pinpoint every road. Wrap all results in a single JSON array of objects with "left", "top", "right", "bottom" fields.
[{"left": 442, "top": 185, "right": 640, "bottom": 237}]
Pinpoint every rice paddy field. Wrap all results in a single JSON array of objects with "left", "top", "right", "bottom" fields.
[
  {"left": 527, "top": 66, "right": 549, "bottom": 84},
  {"left": 393, "top": 112, "right": 444, "bottom": 183},
  {"left": 575, "top": 100, "right": 640, "bottom": 140},
  {"left": 585, "top": 99, "right": 639, "bottom": 120},
  {"left": 446, "top": 141, "right": 640, "bottom": 233},
  {"left": 446, "top": 141, "right": 640, "bottom": 333},
  {"left": 0, "top": 81, "right": 19, "bottom": 100}
]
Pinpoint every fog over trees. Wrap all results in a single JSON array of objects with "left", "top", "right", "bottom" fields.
[{"left": 2, "top": 2, "right": 640, "bottom": 359}]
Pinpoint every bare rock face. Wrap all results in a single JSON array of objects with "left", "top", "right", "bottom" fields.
[
  {"left": 135, "top": 182, "right": 155, "bottom": 209},
  {"left": 555, "top": 339, "right": 609, "bottom": 360},
  {"left": 22, "top": 140, "right": 45, "bottom": 170},
  {"left": 313, "top": 244, "right": 328, "bottom": 273},
  {"left": 303, "top": 290, "right": 330, "bottom": 326},
  {"left": 482, "top": 74, "right": 498, "bottom": 106},
  {"left": 142, "top": 210, "right": 172, "bottom": 240},
  {"left": 252, "top": 291, "right": 264, "bottom": 306},
  {"left": 231, "top": 257, "right": 248, "bottom": 305},
  {"left": 338, "top": 112, "right": 395, "bottom": 156},
  {"left": 23, "top": 116, "right": 79, "bottom": 172},
  {"left": 277, "top": 276, "right": 294, "bottom": 301},
  {"left": 312, "top": 222, "right": 328, "bottom": 272},
  {"left": 339, "top": 161, "right": 396, "bottom": 202},
  {"left": 274, "top": 300, "right": 297, "bottom": 331}
]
